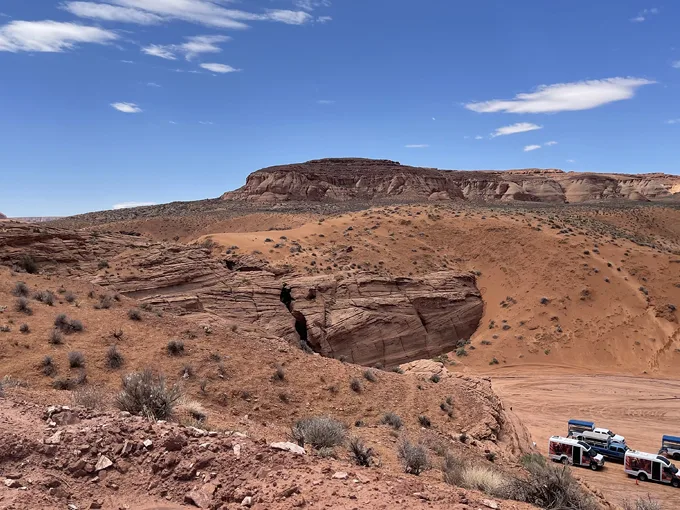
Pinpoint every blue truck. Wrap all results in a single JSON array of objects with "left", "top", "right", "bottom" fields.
[{"left": 589, "top": 441, "right": 629, "bottom": 463}]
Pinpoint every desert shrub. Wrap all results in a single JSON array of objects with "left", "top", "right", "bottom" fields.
[
  {"left": 51, "top": 371, "right": 87, "bottom": 390},
  {"left": 34, "top": 290, "right": 55, "bottom": 306},
  {"left": 381, "top": 412, "right": 403, "bottom": 430},
  {"left": 12, "top": 282, "right": 29, "bottom": 297},
  {"left": 443, "top": 452, "right": 466, "bottom": 486},
  {"left": 97, "top": 260, "right": 110, "bottom": 270},
  {"left": 397, "top": 439, "right": 428, "bottom": 475},
  {"left": 54, "top": 314, "right": 83, "bottom": 334},
  {"left": 291, "top": 416, "right": 346, "bottom": 449},
  {"left": 209, "top": 352, "right": 222, "bottom": 362},
  {"left": 363, "top": 369, "right": 377, "bottom": 382},
  {"left": 462, "top": 465, "right": 509, "bottom": 496},
  {"left": 106, "top": 345, "right": 124, "bottom": 369},
  {"left": 180, "top": 364, "right": 194, "bottom": 378},
  {"left": 391, "top": 366, "right": 404, "bottom": 374},
  {"left": 430, "top": 373, "right": 441, "bottom": 383},
  {"left": 48, "top": 329, "right": 63, "bottom": 345},
  {"left": 272, "top": 364, "right": 285, "bottom": 381},
  {"left": 94, "top": 295, "right": 113, "bottom": 310},
  {"left": 68, "top": 351, "right": 85, "bottom": 368},
  {"left": 72, "top": 385, "right": 107, "bottom": 409},
  {"left": 418, "top": 415, "right": 431, "bottom": 428},
  {"left": 15, "top": 298, "right": 33, "bottom": 315},
  {"left": 507, "top": 456, "right": 599, "bottom": 510},
  {"left": 348, "top": 437, "right": 373, "bottom": 466},
  {"left": 18, "top": 254, "right": 38, "bottom": 274},
  {"left": 489, "top": 357, "right": 499, "bottom": 365},
  {"left": 178, "top": 399, "right": 207, "bottom": 423},
  {"left": 115, "top": 369, "right": 181, "bottom": 421},
  {"left": 41, "top": 356, "right": 56, "bottom": 376},
  {"left": 166, "top": 340, "right": 185, "bottom": 356},
  {"left": 0, "top": 325, "right": 10, "bottom": 333},
  {"left": 19, "top": 323, "right": 30, "bottom": 334},
  {"left": 64, "top": 291, "right": 76, "bottom": 303},
  {"left": 350, "top": 377, "right": 362, "bottom": 393},
  {"left": 456, "top": 347, "right": 467, "bottom": 357},
  {"left": 622, "top": 497, "right": 662, "bottom": 510},
  {"left": 127, "top": 308, "right": 142, "bottom": 321}
]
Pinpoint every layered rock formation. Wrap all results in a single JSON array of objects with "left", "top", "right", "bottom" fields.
[
  {"left": 89, "top": 245, "right": 482, "bottom": 367},
  {"left": 222, "top": 158, "right": 680, "bottom": 204},
  {"left": 0, "top": 212, "right": 6, "bottom": 219}
]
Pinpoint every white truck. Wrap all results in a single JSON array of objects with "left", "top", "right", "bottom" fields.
[
  {"left": 659, "top": 435, "right": 680, "bottom": 461},
  {"left": 624, "top": 450, "right": 680, "bottom": 487},
  {"left": 567, "top": 420, "right": 625, "bottom": 444},
  {"left": 548, "top": 436, "right": 605, "bottom": 471}
]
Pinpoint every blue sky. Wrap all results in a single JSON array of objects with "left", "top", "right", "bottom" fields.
[{"left": 1, "top": 0, "right": 679, "bottom": 216}]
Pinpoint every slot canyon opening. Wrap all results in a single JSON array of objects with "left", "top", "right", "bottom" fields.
[
  {"left": 280, "top": 284, "right": 314, "bottom": 353},
  {"left": 292, "top": 311, "right": 308, "bottom": 342}
]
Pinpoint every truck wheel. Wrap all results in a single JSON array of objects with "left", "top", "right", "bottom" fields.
[
  {"left": 673, "top": 453, "right": 680, "bottom": 461},
  {"left": 590, "top": 462, "right": 598, "bottom": 471},
  {"left": 561, "top": 457, "right": 569, "bottom": 466},
  {"left": 638, "top": 473, "right": 648, "bottom": 482},
  {"left": 672, "top": 478, "right": 680, "bottom": 488}
]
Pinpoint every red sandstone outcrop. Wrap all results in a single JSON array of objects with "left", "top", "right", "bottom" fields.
[
  {"left": 0, "top": 212, "right": 7, "bottom": 219},
  {"left": 222, "top": 158, "right": 680, "bottom": 204}
]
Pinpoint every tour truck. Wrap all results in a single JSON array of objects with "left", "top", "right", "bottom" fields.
[
  {"left": 549, "top": 436, "right": 605, "bottom": 471},
  {"left": 624, "top": 450, "right": 680, "bottom": 487},
  {"left": 659, "top": 435, "right": 680, "bottom": 461},
  {"left": 567, "top": 420, "right": 625, "bottom": 444},
  {"left": 590, "top": 441, "right": 629, "bottom": 463}
]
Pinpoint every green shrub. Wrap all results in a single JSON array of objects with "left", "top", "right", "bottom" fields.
[
  {"left": 291, "top": 416, "right": 346, "bottom": 449},
  {"left": 381, "top": 412, "right": 403, "bottom": 430},
  {"left": 115, "top": 369, "right": 181, "bottom": 420}
]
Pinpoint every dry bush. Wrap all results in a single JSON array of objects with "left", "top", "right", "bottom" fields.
[
  {"left": 177, "top": 399, "right": 207, "bottom": 424},
  {"left": 48, "top": 329, "right": 63, "bottom": 345},
  {"left": 166, "top": 340, "right": 185, "bottom": 356},
  {"left": 41, "top": 356, "right": 56, "bottom": 376},
  {"left": 291, "top": 416, "right": 346, "bottom": 449},
  {"left": 34, "top": 290, "right": 55, "bottom": 306},
  {"left": 54, "top": 314, "right": 83, "bottom": 334},
  {"left": 622, "top": 497, "right": 662, "bottom": 510},
  {"left": 348, "top": 436, "right": 373, "bottom": 466},
  {"left": 94, "top": 295, "right": 114, "bottom": 310},
  {"left": 12, "top": 282, "right": 29, "bottom": 297},
  {"left": 272, "top": 364, "right": 285, "bottom": 381},
  {"left": 19, "top": 323, "right": 30, "bottom": 334},
  {"left": 350, "top": 377, "right": 362, "bottom": 393},
  {"left": 381, "top": 412, "right": 403, "bottom": 430},
  {"left": 127, "top": 308, "right": 142, "bottom": 321},
  {"left": 115, "top": 369, "right": 181, "bottom": 421},
  {"left": 15, "top": 298, "right": 32, "bottom": 315},
  {"left": 68, "top": 351, "right": 85, "bottom": 368},
  {"left": 18, "top": 254, "right": 38, "bottom": 274},
  {"left": 106, "top": 345, "right": 124, "bottom": 369},
  {"left": 64, "top": 291, "right": 77, "bottom": 303},
  {"left": 397, "top": 439, "right": 428, "bottom": 475},
  {"left": 363, "top": 369, "right": 377, "bottom": 382},
  {"left": 72, "top": 385, "right": 108, "bottom": 410}
]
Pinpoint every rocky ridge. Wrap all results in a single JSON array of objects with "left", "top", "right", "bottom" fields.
[{"left": 222, "top": 158, "right": 680, "bottom": 204}]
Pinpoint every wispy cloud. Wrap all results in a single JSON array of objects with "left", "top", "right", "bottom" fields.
[
  {"left": 113, "top": 201, "right": 156, "bottom": 210},
  {"left": 147, "top": 82, "right": 161, "bottom": 87},
  {"left": 667, "top": 119, "right": 680, "bottom": 125},
  {"left": 491, "top": 122, "right": 542, "bottom": 137},
  {"left": 544, "top": 140, "right": 558, "bottom": 146},
  {"left": 120, "top": 59, "right": 134, "bottom": 63},
  {"left": 405, "top": 144, "right": 429, "bottom": 148},
  {"left": 316, "top": 99, "right": 335, "bottom": 104},
  {"left": 111, "top": 102, "right": 142, "bottom": 113},
  {"left": 199, "top": 121, "right": 214, "bottom": 125},
  {"left": 62, "top": 2, "right": 164, "bottom": 25},
  {"left": 466, "top": 78, "right": 655, "bottom": 114},
  {"left": 0, "top": 20, "right": 117, "bottom": 52},
  {"left": 524, "top": 145, "right": 541, "bottom": 152},
  {"left": 294, "top": 0, "right": 331, "bottom": 11},
  {"left": 672, "top": 61, "right": 680, "bottom": 69},
  {"left": 142, "top": 34, "right": 231, "bottom": 61},
  {"left": 200, "top": 62, "right": 239, "bottom": 73},
  {"left": 630, "top": 7, "right": 659, "bottom": 22},
  {"left": 567, "top": 159, "right": 576, "bottom": 163},
  {"left": 317, "top": 16, "right": 332, "bottom": 23},
  {"left": 98, "top": 0, "right": 313, "bottom": 28},
  {"left": 475, "top": 135, "right": 484, "bottom": 140}
]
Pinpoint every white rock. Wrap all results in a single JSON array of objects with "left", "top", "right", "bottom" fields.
[
  {"left": 95, "top": 455, "right": 113, "bottom": 471},
  {"left": 233, "top": 444, "right": 241, "bottom": 459},
  {"left": 482, "top": 499, "right": 499, "bottom": 509},
  {"left": 143, "top": 439, "right": 153, "bottom": 448},
  {"left": 241, "top": 496, "right": 252, "bottom": 507},
  {"left": 270, "top": 442, "right": 306, "bottom": 455},
  {"left": 44, "top": 430, "right": 62, "bottom": 445},
  {"left": 332, "top": 471, "right": 348, "bottom": 480}
]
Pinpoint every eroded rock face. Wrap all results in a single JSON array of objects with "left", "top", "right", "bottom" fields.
[
  {"left": 92, "top": 245, "right": 483, "bottom": 367},
  {"left": 222, "top": 158, "right": 680, "bottom": 204},
  {"left": 0, "top": 212, "right": 6, "bottom": 220}
]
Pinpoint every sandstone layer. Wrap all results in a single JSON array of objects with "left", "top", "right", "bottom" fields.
[{"left": 222, "top": 158, "right": 680, "bottom": 204}]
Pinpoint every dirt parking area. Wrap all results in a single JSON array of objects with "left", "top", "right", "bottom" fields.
[{"left": 492, "top": 373, "right": 680, "bottom": 508}]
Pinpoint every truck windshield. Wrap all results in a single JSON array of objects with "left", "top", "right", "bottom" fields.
[
  {"left": 663, "top": 441, "right": 680, "bottom": 449},
  {"left": 578, "top": 442, "right": 591, "bottom": 451},
  {"left": 657, "top": 456, "right": 671, "bottom": 466}
]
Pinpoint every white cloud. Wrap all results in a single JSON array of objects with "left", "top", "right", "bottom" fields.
[
  {"left": 142, "top": 34, "right": 231, "bottom": 61},
  {"left": 294, "top": 0, "right": 331, "bottom": 11},
  {"left": 120, "top": 59, "right": 134, "bottom": 63},
  {"left": 111, "top": 102, "right": 142, "bottom": 113},
  {"left": 672, "top": 61, "right": 680, "bottom": 69},
  {"left": 200, "top": 62, "right": 239, "bottom": 73},
  {"left": 169, "top": 120, "right": 178, "bottom": 124},
  {"left": 317, "top": 16, "right": 332, "bottom": 23},
  {"left": 466, "top": 78, "right": 655, "bottom": 114},
  {"left": 524, "top": 145, "right": 541, "bottom": 152},
  {"left": 113, "top": 201, "right": 156, "bottom": 210},
  {"left": 567, "top": 159, "right": 576, "bottom": 163},
  {"left": 0, "top": 20, "right": 118, "bottom": 53},
  {"left": 631, "top": 7, "right": 659, "bottom": 22},
  {"left": 62, "top": 2, "right": 165, "bottom": 25},
  {"left": 199, "top": 121, "right": 214, "bottom": 125},
  {"left": 544, "top": 140, "right": 558, "bottom": 146},
  {"left": 142, "top": 44, "right": 176, "bottom": 60},
  {"left": 405, "top": 144, "right": 429, "bottom": 148},
  {"left": 316, "top": 99, "right": 335, "bottom": 104},
  {"left": 667, "top": 119, "right": 680, "bottom": 125},
  {"left": 491, "top": 122, "right": 542, "bottom": 137},
  {"left": 475, "top": 135, "right": 484, "bottom": 140},
  {"left": 147, "top": 82, "right": 161, "bottom": 87},
  {"left": 106, "top": 0, "right": 312, "bottom": 29}
]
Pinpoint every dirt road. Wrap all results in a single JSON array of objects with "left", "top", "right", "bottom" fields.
[{"left": 492, "top": 373, "right": 680, "bottom": 508}]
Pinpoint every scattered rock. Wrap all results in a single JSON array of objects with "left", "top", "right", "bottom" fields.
[
  {"left": 332, "top": 471, "right": 348, "bottom": 480},
  {"left": 482, "top": 499, "right": 499, "bottom": 509},
  {"left": 270, "top": 442, "right": 306, "bottom": 455},
  {"left": 94, "top": 455, "right": 113, "bottom": 471}
]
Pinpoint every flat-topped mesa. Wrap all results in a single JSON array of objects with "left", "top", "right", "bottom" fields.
[{"left": 222, "top": 157, "right": 680, "bottom": 204}]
